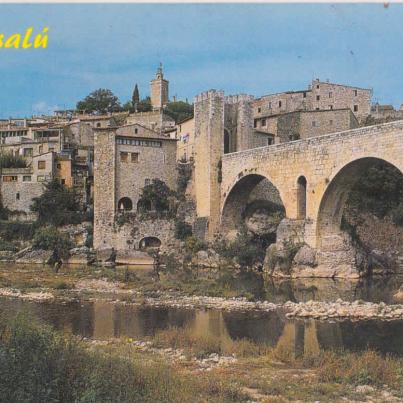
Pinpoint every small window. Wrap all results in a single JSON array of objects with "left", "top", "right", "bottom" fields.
[
  {"left": 316, "top": 84, "right": 320, "bottom": 89},
  {"left": 37, "top": 175, "right": 45, "bottom": 182},
  {"left": 316, "top": 107, "right": 320, "bottom": 110},
  {"left": 278, "top": 101, "right": 282, "bottom": 107},
  {"left": 257, "top": 107, "right": 261, "bottom": 113},
  {"left": 120, "top": 152, "right": 128, "bottom": 162},
  {"left": 261, "top": 119, "right": 266, "bottom": 127},
  {"left": 96, "top": 123, "right": 101, "bottom": 128},
  {"left": 38, "top": 160, "right": 46, "bottom": 170},
  {"left": 354, "top": 90, "right": 358, "bottom": 96},
  {"left": 145, "top": 179, "right": 151, "bottom": 186},
  {"left": 16, "top": 193, "right": 20, "bottom": 200},
  {"left": 131, "top": 152, "right": 139, "bottom": 163},
  {"left": 134, "top": 128, "right": 138, "bottom": 134},
  {"left": 57, "top": 163, "right": 61, "bottom": 169},
  {"left": 329, "top": 92, "right": 332, "bottom": 98},
  {"left": 253, "top": 119, "right": 257, "bottom": 128},
  {"left": 267, "top": 137, "right": 274, "bottom": 145},
  {"left": 268, "top": 102, "right": 272, "bottom": 108},
  {"left": 23, "top": 175, "right": 31, "bottom": 182},
  {"left": 2, "top": 176, "right": 18, "bottom": 182},
  {"left": 303, "top": 92, "right": 306, "bottom": 98},
  {"left": 329, "top": 105, "right": 333, "bottom": 110},
  {"left": 316, "top": 95, "right": 320, "bottom": 101},
  {"left": 354, "top": 105, "right": 358, "bottom": 112},
  {"left": 61, "top": 179, "right": 65, "bottom": 185},
  {"left": 38, "top": 145, "right": 43, "bottom": 154},
  {"left": 312, "top": 121, "right": 316, "bottom": 127}
]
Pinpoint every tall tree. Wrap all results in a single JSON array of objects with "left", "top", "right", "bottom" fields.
[
  {"left": 132, "top": 84, "right": 140, "bottom": 112},
  {"left": 76, "top": 89, "right": 121, "bottom": 114}
]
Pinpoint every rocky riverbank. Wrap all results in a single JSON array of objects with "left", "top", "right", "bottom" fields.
[
  {"left": 285, "top": 299, "right": 403, "bottom": 321},
  {"left": 0, "top": 279, "right": 402, "bottom": 322}
]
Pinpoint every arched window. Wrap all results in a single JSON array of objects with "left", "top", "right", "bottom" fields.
[
  {"left": 297, "top": 176, "right": 307, "bottom": 219},
  {"left": 139, "top": 237, "right": 161, "bottom": 250},
  {"left": 118, "top": 197, "right": 133, "bottom": 211}
]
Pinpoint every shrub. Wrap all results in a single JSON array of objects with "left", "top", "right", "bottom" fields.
[
  {"left": 0, "top": 152, "right": 27, "bottom": 168},
  {"left": 175, "top": 220, "right": 193, "bottom": 240},
  {"left": 138, "top": 179, "right": 175, "bottom": 213},
  {"left": 30, "top": 179, "right": 83, "bottom": 227},
  {"left": 185, "top": 236, "right": 207, "bottom": 254},
  {"left": 0, "top": 239, "right": 18, "bottom": 252},
  {"left": 33, "top": 226, "right": 73, "bottom": 256},
  {"left": 0, "top": 201, "right": 9, "bottom": 220},
  {"left": 176, "top": 161, "right": 192, "bottom": 197},
  {"left": 0, "top": 221, "right": 37, "bottom": 241}
]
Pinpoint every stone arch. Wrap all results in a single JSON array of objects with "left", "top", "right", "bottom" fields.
[
  {"left": 118, "top": 197, "right": 133, "bottom": 211},
  {"left": 221, "top": 173, "right": 285, "bottom": 239},
  {"left": 297, "top": 176, "right": 307, "bottom": 219},
  {"left": 139, "top": 236, "right": 161, "bottom": 250},
  {"left": 316, "top": 157, "right": 402, "bottom": 248}
]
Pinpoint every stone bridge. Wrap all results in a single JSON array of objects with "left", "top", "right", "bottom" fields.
[{"left": 219, "top": 121, "right": 403, "bottom": 256}]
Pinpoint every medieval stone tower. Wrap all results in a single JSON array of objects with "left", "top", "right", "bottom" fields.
[
  {"left": 193, "top": 90, "right": 254, "bottom": 239},
  {"left": 150, "top": 63, "right": 169, "bottom": 110}
]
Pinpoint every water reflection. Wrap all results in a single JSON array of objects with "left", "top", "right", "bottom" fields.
[{"left": 1, "top": 298, "right": 402, "bottom": 356}]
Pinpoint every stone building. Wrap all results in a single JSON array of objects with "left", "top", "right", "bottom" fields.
[
  {"left": 254, "top": 108, "right": 358, "bottom": 143},
  {"left": 93, "top": 123, "right": 177, "bottom": 253},
  {"left": 370, "top": 103, "right": 403, "bottom": 121},
  {"left": 254, "top": 79, "right": 372, "bottom": 123},
  {"left": 150, "top": 63, "right": 169, "bottom": 110},
  {"left": 125, "top": 110, "right": 175, "bottom": 133},
  {"left": 175, "top": 116, "right": 195, "bottom": 161},
  {"left": 0, "top": 151, "right": 56, "bottom": 220}
]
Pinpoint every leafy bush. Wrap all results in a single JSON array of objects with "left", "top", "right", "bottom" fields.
[
  {"left": 345, "top": 163, "right": 403, "bottom": 225},
  {"left": 0, "top": 152, "right": 27, "bottom": 168},
  {"left": 184, "top": 236, "right": 207, "bottom": 254},
  {"left": 0, "top": 221, "right": 37, "bottom": 241},
  {"left": 175, "top": 220, "right": 192, "bottom": 240},
  {"left": 0, "top": 239, "right": 18, "bottom": 252},
  {"left": 217, "top": 227, "right": 267, "bottom": 268},
  {"left": 31, "top": 179, "right": 83, "bottom": 226},
  {"left": 176, "top": 161, "right": 192, "bottom": 197},
  {"left": 0, "top": 201, "right": 9, "bottom": 220},
  {"left": 138, "top": 179, "right": 175, "bottom": 213},
  {"left": 33, "top": 226, "right": 73, "bottom": 255}
]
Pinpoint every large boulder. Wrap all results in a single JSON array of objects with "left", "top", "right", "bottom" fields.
[{"left": 293, "top": 245, "right": 317, "bottom": 267}]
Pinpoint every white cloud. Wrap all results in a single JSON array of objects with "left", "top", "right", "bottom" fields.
[{"left": 32, "top": 101, "right": 60, "bottom": 116}]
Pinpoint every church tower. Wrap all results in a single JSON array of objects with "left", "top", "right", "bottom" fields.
[{"left": 150, "top": 63, "right": 169, "bottom": 110}]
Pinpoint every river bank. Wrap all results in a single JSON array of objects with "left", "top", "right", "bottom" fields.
[{"left": 0, "top": 263, "right": 402, "bottom": 321}]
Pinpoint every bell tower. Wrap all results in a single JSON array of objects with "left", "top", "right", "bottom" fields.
[{"left": 150, "top": 63, "right": 169, "bottom": 110}]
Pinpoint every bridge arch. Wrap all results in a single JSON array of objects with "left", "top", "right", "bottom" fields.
[
  {"left": 221, "top": 173, "right": 286, "bottom": 239},
  {"left": 316, "top": 157, "right": 403, "bottom": 248}
]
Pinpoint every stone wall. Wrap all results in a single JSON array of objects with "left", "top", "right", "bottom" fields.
[{"left": 93, "top": 128, "right": 116, "bottom": 250}]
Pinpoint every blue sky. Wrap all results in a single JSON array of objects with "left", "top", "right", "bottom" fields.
[{"left": 0, "top": 3, "right": 403, "bottom": 118}]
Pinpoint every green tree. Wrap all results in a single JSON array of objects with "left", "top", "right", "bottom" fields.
[
  {"left": 138, "top": 179, "right": 174, "bottom": 213},
  {"left": 76, "top": 89, "right": 121, "bottom": 114},
  {"left": 30, "top": 180, "right": 82, "bottom": 226},
  {"left": 33, "top": 226, "right": 73, "bottom": 257},
  {"left": 132, "top": 84, "right": 140, "bottom": 111},
  {"left": 164, "top": 101, "right": 194, "bottom": 123}
]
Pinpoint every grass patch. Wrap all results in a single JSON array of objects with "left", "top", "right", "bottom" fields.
[
  {"left": 151, "top": 326, "right": 270, "bottom": 358},
  {"left": 0, "top": 313, "right": 248, "bottom": 403}
]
